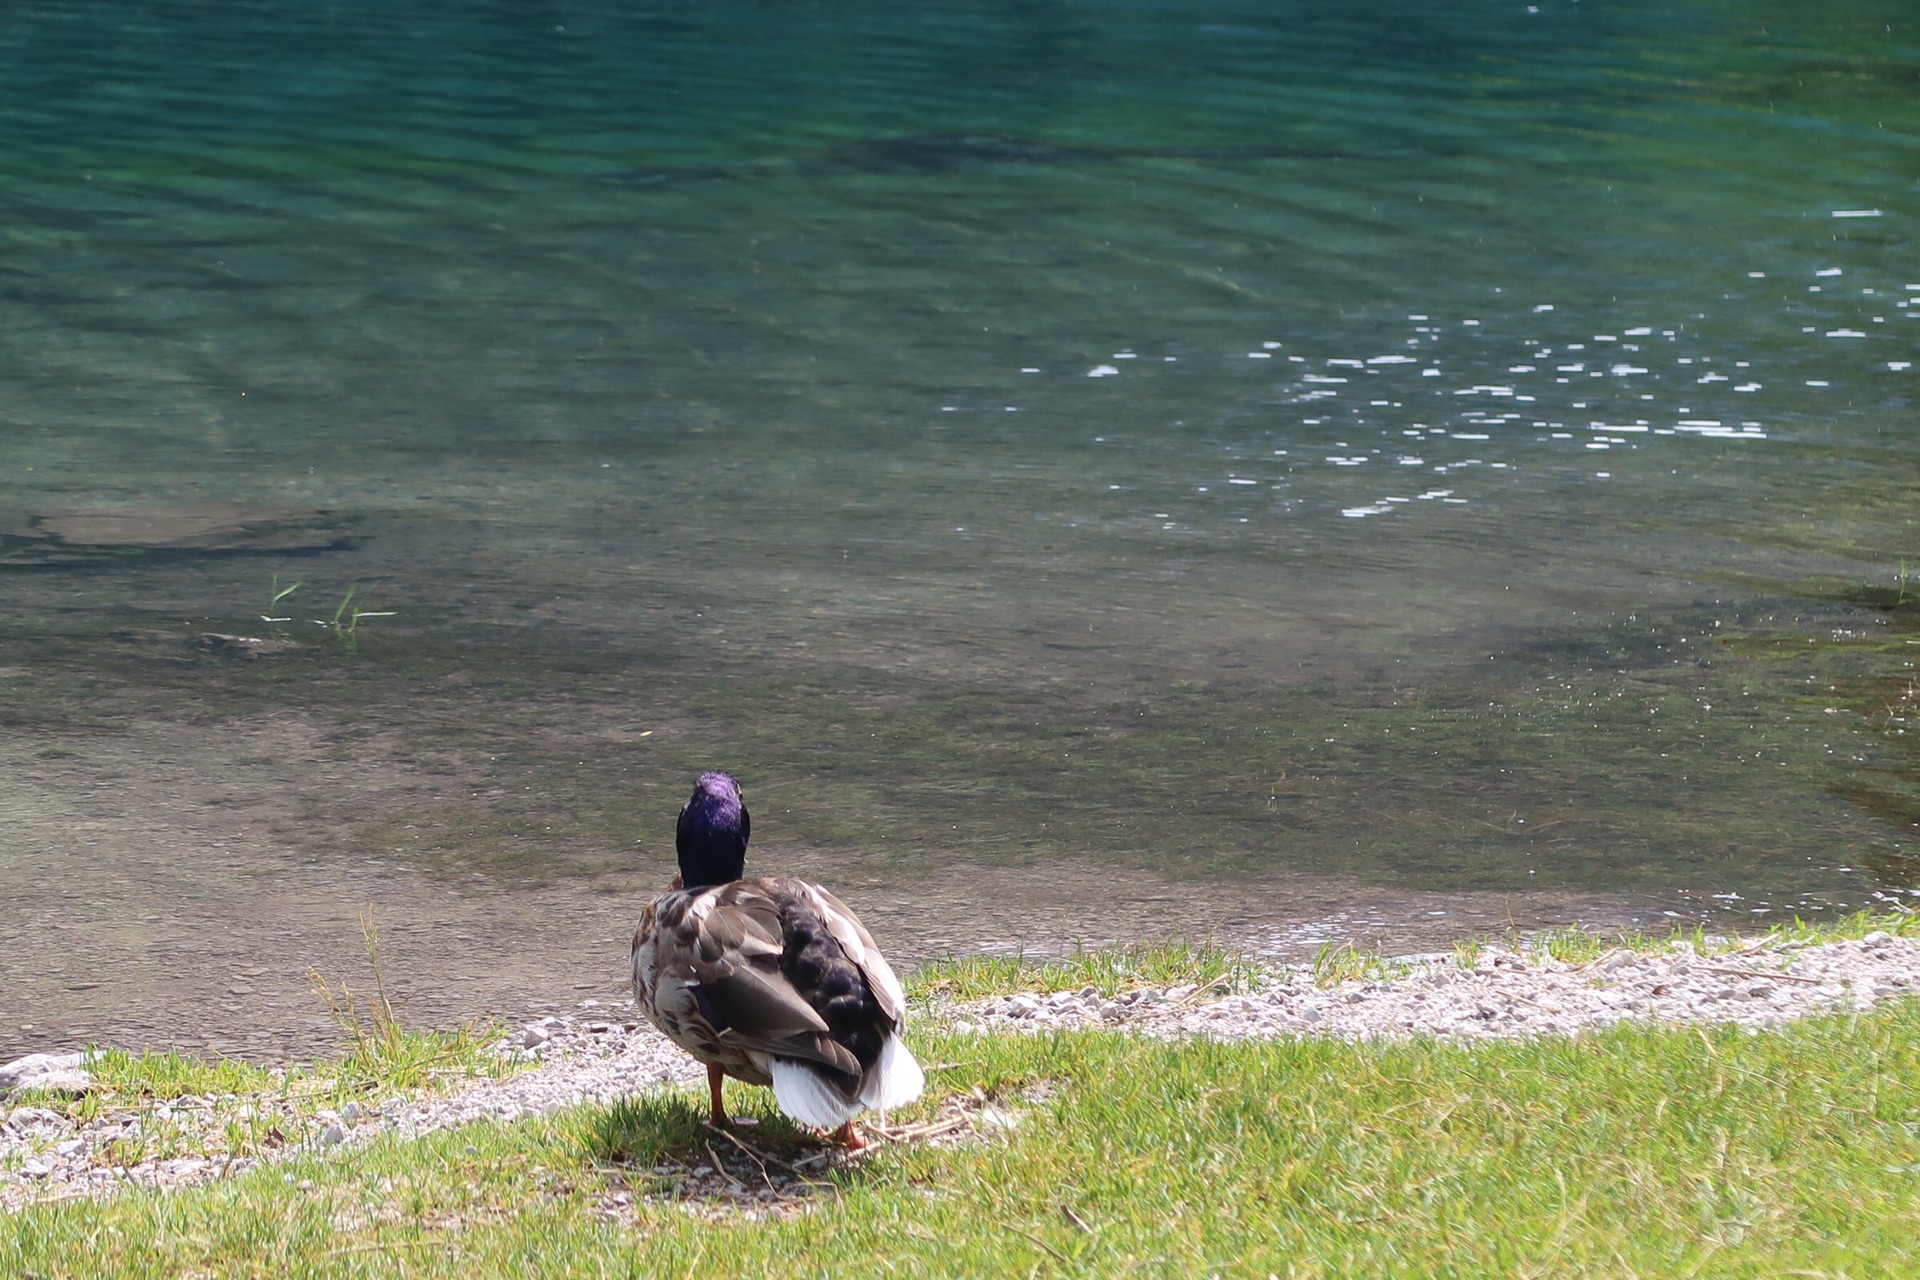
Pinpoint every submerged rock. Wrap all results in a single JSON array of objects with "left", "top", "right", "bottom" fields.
[
  {"left": 195, "top": 633, "right": 307, "bottom": 656},
  {"left": 0, "top": 504, "right": 353, "bottom": 567}
]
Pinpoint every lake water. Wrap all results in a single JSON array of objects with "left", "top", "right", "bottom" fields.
[{"left": 2, "top": 0, "right": 1917, "bottom": 1058}]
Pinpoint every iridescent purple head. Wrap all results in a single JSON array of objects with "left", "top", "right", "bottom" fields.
[{"left": 675, "top": 770, "right": 750, "bottom": 888}]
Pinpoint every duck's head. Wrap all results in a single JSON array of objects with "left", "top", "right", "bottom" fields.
[{"left": 675, "top": 770, "right": 750, "bottom": 888}]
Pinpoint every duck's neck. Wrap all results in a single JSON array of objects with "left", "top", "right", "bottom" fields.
[
  {"left": 676, "top": 816, "right": 746, "bottom": 888},
  {"left": 677, "top": 848, "right": 744, "bottom": 889}
]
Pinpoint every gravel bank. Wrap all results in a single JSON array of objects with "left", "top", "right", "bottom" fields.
[
  {"left": 958, "top": 930, "right": 1920, "bottom": 1040},
  {"left": 0, "top": 1012, "right": 701, "bottom": 1212},
  {"left": 6, "top": 931, "right": 1918, "bottom": 1210}
]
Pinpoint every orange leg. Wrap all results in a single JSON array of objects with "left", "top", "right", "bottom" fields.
[
  {"left": 829, "top": 1121, "right": 868, "bottom": 1151},
  {"left": 706, "top": 1063, "right": 728, "bottom": 1127}
]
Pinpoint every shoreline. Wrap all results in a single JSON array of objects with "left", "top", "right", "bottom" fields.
[{"left": 6, "top": 920, "right": 1918, "bottom": 1211}]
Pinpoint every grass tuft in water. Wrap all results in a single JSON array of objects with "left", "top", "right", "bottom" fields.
[
  {"left": 262, "top": 574, "right": 301, "bottom": 633},
  {"left": 327, "top": 585, "right": 381, "bottom": 650}
]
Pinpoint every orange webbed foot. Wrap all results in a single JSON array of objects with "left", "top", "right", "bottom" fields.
[{"left": 828, "top": 1121, "right": 868, "bottom": 1151}]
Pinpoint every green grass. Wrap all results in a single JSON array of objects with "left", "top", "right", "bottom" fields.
[
  {"left": 1760, "top": 906, "right": 1920, "bottom": 946},
  {"left": 1525, "top": 924, "right": 1618, "bottom": 966},
  {"left": 1500, "top": 908, "right": 1920, "bottom": 970},
  {"left": 10, "top": 921, "right": 1920, "bottom": 1274},
  {"left": 1311, "top": 941, "right": 1412, "bottom": 988},
  {"left": 6, "top": 1027, "right": 517, "bottom": 1173},
  {"left": 8, "top": 1003, "right": 1920, "bottom": 1276},
  {"left": 910, "top": 941, "right": 1263, "bottom": 1003},
  {"left": 310, "top": 907, "right": 512, "bottom": 1094},
  {"left": 80, "top": 1049, "right": 288, "bottom": 1104},
  {"left": 1431, "top": 908, "right": 1920, "bottom": 980}
]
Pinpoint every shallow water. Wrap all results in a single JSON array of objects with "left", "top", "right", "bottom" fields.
[{"left": 2, "top": 0, "right": 1917, "bottom": 1056}]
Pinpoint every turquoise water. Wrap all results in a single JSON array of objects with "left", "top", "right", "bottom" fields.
[{"left": 3, "top": 0, "right": 1919, "bottom": 1040}]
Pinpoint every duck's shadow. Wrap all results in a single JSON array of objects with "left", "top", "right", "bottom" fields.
[
  {"left": 574, "top": 1095, "right": 876, "bottom": 1217},
  {"left": 573, "top": 1093, "right": 988, "bottom": 1218}
]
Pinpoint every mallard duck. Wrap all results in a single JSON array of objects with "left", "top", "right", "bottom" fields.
[{"left": 630, "top": 771, "right": 924, "bottom": 1148}]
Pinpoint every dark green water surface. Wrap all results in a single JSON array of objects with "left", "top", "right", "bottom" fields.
[{"left": 2, "top": 0, "right": 1918, "bottom": 1052}]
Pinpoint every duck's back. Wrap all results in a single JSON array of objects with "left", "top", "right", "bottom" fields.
[{"left": 631, "top": 876, "right": 909, "bottom": 1097}]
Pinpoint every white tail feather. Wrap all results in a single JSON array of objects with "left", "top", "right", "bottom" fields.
[
  {"left": 769, "top": 1060, "right": 860, "bottom": 1129},
  {"left": 859, "top": 1034, "right": 925, "bottom": 1112},
  {"left": 770, "top": 1037, "right": 925, "bottom": 1131}
]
